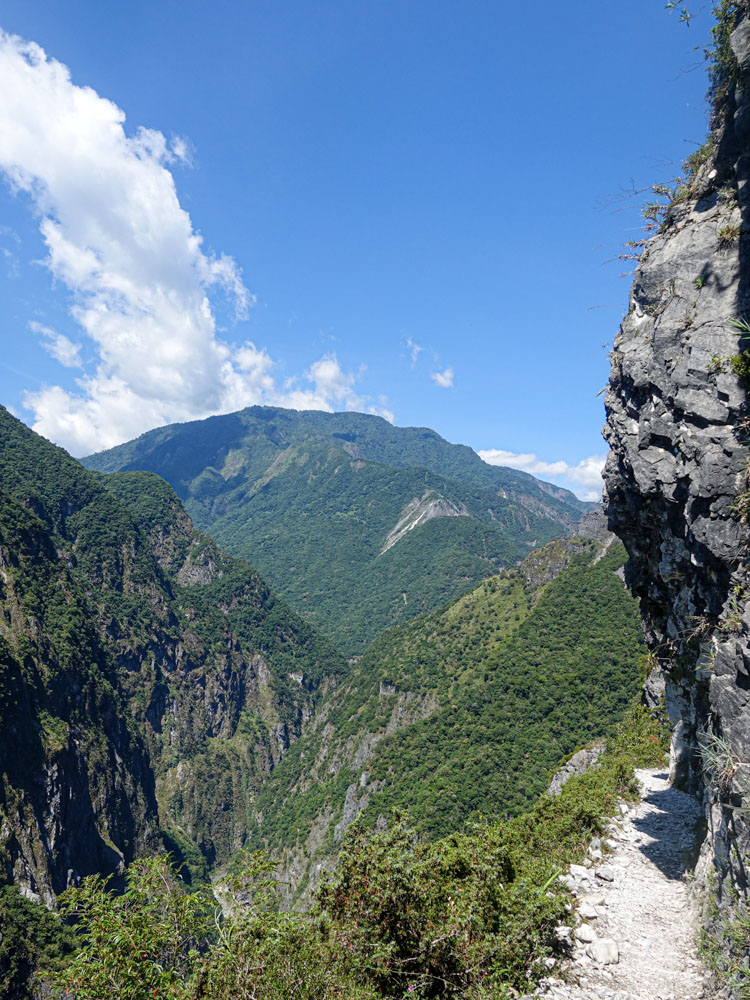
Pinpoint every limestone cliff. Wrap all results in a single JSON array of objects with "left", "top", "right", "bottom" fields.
[{"left": 603, "top": 2, "right": 750, "bottom": 980}]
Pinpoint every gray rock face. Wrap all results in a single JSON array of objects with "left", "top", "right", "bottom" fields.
[
  {"left": 379, "top": 490, "right": 470, "bottom": 554},
  {"left": 546, "top": 743, "right": 606, "bottom": 797},
  {"left": 603, "top": 9, "right": 750, "bottom": 979}
]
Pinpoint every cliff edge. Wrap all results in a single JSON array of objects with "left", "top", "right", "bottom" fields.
[{"left": 604, "top": 3, "right": 750, "bottom": 988}]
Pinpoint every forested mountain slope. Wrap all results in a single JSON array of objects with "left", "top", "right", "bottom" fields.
[
  {"left": 0, "top": 406, "right": 344, "bottom": 899},
  {"left": 84, "top": 407, "right": 590, "bottom": 655},
  {"left": 243, "top": 521, "right": 645, "bottom": 900}
]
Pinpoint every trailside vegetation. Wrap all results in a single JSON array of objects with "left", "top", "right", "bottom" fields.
[{"left": 26, "top": 705, "right": 665, "bottom": 1000}]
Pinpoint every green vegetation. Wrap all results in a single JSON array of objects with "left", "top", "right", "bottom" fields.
[
  {"left": 718, "top": 223, "right": 742, "bottom": 247},
  {"left": 245, "top": 533, "right": 646, "bottom": 896},
  {"left": 634, "top": 3, "right": 748, "bottom": 240},
  {"left": 700, "top": 881, "right": 750, "bottom": 999},
  {"left": 0, "top": 884, "right": 75, "bottom": 999},
  {"left": 0, "top": 405, "right": 345, "bottom": 894},
  {"left": 83, "top": 406, "right": 589, "bottom": 655},
  {"left": 37, "top": 705, "right": 664, "bottom": 1000},
  {"left": 708, "top": 317, "right": 750, "bottom": 385},
  {"left": 0, "top": 408, "right": 662, "bottom": 999}
]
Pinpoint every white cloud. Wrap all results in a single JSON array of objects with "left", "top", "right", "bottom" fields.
[
  {"left": 478, "top": 448, "right": 606, "bottom": 502},
  {"left": 29, "top": 321, "right": 82, "bottom": 368},
  {"left": 404, "top": 336, "right": 423, "bottom": 368},
  {"left": 169, "top": 135, "right": 193, "bottom": 166},
  {"left": 431, "top": 366, "right": 454, "bottom": 389},
  {"left": 279, "top": 354, "right": 394, "bottom": 422},
  {"left": 0, "top": 31, "right": 391, "bottom": 454}
]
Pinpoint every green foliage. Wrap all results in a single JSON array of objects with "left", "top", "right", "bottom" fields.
[
  {"left": 55, "top": 857, "right": 212, "bottom": 1000},
  {"left": 0, "top": 884, "right": 75, "bottom": 1000},
  {"left": 246, "top": 536, "right": 646, "bottom": 894},
  {"left": 708, "top": 316, "right": 750, "bottom": 383},
  {"left": 47, "top": 707, "right": 664, "bottom": 1000},
  {"left": 698, "top": 731, "right": 741, "bottom": 794},
  {"left": 718, "top": 224, "right": 741, "bottom": 247},
  {"left": 83, "top": 406, "right": 589, "bottom": 655},
  {"left": 194, "top": 852, "right": 377, "bottom": 1000},
  {"left": 52, "top": 852, "right": 374, "bottom": 1000},
  {"left": 699, "top": 877, "right": 750, "bottom": 999},
  {"left": 667, "top": 1, "right": 747, "bottom": 125},
  {"left": 319, "top": 814, "right": 565, "bottom": 999},
  {"left": 0, "top": 405, "right": 346, "bottom": 886},
  {"left": 175, "top": 450, "right": 564, "bottom": 656}
]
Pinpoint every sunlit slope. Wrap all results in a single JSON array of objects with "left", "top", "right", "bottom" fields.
[
  {"left": 84, "top": 406, "right": 590, "bottom": 654},
  {"left": 243, "top": 530, "right": 645, "bottom": 897}
]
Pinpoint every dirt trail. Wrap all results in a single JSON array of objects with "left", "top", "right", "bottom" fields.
[{"left": 535, "top": 768, "right": 708, "bottom": 1000}]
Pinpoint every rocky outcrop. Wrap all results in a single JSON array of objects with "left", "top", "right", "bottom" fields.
[
  {"left": 604, "top": 7, "right": 750, "bottom": 985},
  {"left": 0, "top": 409, "right": 344, "bottom": 899},
  {"left": 546, "top": 743, "right": 605, "bottom": 797}
]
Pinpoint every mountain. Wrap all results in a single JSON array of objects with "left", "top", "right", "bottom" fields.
[
  {"left": 240, "top": 516, "right": 645, "bottom": 900},
  {"left": 0, "top": 405, "right": 344, "bottom": 900},
  {"left": 83, "top": 407, "right": 591, "bottom": 654}
]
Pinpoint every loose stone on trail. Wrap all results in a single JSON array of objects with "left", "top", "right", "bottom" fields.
[{"left": 535, "top": 769, "right": 706, "bottom": 1000}]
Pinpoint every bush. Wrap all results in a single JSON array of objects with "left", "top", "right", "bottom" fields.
[
  {"left": 318, "top": 814, "right": 566, "bottom": 998},
  {"left": 54, "top": 857, "right": 212, "bottom": 1000},
  {"left": 45, "top": 703, "right": 667, "bottom": 1000},
  {"left": 193, "top": 852, "right": 377, "bottom": 1000},
  {"left": 0, "top": 884, "right": 74, "bottom": 1000}
]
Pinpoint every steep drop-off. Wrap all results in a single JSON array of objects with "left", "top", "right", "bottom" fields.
[
  {"left": 604, "top": 3, "right": 750, "bottom": 985},
  {"left": 83, "top": 407, "right": 590, "bottom": 655},
  {"left": 0, "top": 406, "right": 344, "bottom": 900},
  {"left": 244, "top": 517, "right": 645, "bottom": 901}
]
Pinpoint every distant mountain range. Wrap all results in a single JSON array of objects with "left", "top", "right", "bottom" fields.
[{"left": 84, "top": 407, "right": 591, "bottom": 654}]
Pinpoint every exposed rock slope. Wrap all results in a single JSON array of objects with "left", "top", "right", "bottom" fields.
[
  {"left": 604, "top": 5, "right": 750, "bottom": 987},
  {"left": 0, "top": 407, "right": 344, "bottom": 899}
]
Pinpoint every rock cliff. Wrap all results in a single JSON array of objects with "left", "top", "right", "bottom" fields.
[
  {"left": 604, "top": 2, "right": 750, "bottom": 983},
  {"left": 0, "top": 407, "right": 344, "bottom": 900}
]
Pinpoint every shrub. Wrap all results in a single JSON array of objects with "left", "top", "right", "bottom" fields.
[
  {"left": 54, "top": 857, "right": 212, "bottom": 1000},
  {"left": 192, "top": 851, "right": 376, "bottom": 1000},
  {"left": 0, "top": 884, "right": 74, "bottom": 1000},
  {"left": 319, "top": 813, "right": 566, "bottom": 998}
]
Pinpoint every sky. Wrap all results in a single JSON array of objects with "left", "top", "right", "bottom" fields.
[{"left": 0, "top": 1, "right": 717, "bottom": 500}]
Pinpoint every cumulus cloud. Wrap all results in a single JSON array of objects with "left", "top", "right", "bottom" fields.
[
  {"left": 30, "top": 321, "right": 82, "bottom": 368},
  {"left": 431, "top": 366, "right": 454, "bottom": 389},
  {"left": 478, "top": 448, "right": 606, "bottom": 502},
  {"left": 281, "top": 354, "right": 393, "bottom": 422},
  {"left": 0, "top": 31, "right": 391, "bottom": 454}
]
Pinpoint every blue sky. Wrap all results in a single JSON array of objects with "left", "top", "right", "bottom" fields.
[{"left": 0, "top": 1, "right": 716, "bottom": 498}]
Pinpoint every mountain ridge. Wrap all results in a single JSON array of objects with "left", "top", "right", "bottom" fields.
[
  {"left": 83, "top": 406, "right": 591, "bottom": 654},
  {"left": 239, "top": 518, "right": 644, "bottom": 902}
]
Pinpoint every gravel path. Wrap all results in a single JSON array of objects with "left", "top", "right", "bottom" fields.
[{"left": 535, "top": 768, "right": 708, "bottom": 1000}]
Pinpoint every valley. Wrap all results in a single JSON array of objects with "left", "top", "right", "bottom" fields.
[
  {"left": 4, "top": 2, "right": 750, "bottom": 995},
  {"left": 84, "top": 407, "right": 589, "bottom": 654}
]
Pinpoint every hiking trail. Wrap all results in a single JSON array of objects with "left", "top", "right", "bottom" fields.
[{"left": 534, "top": 768, "right": 708, "bottom": 1000}]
